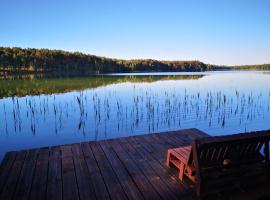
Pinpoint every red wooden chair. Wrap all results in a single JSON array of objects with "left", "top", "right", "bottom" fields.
[{"left": 166, "top": 145, "right": 195, "bottom": 182}]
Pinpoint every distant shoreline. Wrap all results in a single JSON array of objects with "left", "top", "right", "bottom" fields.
[{"left": 1, "top": 47, "right": 270, "bottom": 76}]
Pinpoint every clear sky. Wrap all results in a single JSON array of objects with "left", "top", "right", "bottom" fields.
[{"left": 0, "top": 0, "right": 270, "bottom": 65}]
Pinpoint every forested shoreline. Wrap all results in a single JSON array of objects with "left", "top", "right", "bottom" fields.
[
  {"left": 0, "top": 47, "right": 212, "bottom": 74},
  {"left": 0, "top": 47, "right": 269, "bottom": 75},
  {"left": 232, "top": 64, "right": 270, "bottom": 70}
]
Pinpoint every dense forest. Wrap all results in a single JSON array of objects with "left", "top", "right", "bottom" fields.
[{"left": 0, "top": 47, "right": 212, "bottom": 74}]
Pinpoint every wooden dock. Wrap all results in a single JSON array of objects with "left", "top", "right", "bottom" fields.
[{"left": 0, "top": 128, "right": 208, "bottom": 200}]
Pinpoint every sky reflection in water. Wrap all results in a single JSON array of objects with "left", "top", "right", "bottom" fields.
[{"left": 0, "top": 71, "right": 270, "bottom": 160}]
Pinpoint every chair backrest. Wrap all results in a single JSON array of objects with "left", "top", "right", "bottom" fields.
[
  {"left": 193, "top": 130, "right": 270, "bottom": 168},
  {"left": 192, "top": 130, "right": 270, "bottom": 197}
]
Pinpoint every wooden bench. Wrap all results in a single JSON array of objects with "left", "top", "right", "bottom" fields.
[{"left": 166, "top": 130, "right": 270, "bottom": 199}]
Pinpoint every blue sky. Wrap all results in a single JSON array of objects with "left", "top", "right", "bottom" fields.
[{"left": 0, "top": 0, "right": 270, "bottom": 65}]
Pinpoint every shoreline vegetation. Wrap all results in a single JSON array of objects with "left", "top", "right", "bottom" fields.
[
  {"left": 0, "top": 47, "right": 211, "bottom": 75},
  {"left": 1, "top": 47, "right": 269, "bottom": 76}
]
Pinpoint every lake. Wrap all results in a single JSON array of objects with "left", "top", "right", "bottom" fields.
[{"left": 0, "top": 71, "right": 270, "bottom": 160}]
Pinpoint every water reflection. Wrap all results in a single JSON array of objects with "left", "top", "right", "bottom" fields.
[
  {"left": 0, "top": 71, "right": 270, "bottom": 160},
  {"left": 0, "top": 74, "right": 203, "bottom": 98}
]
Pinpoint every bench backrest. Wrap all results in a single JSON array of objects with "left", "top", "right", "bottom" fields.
[{"left": 192, "top": 130, "right": 270, "bottom": 197}]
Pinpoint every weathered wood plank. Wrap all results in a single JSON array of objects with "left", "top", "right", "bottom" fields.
[
  {"left": 71, "top": 144, "right": 96, "bottom": 200},
  {"left": 61, "top": 145, "right": 79, "bottom": 200},
  {"left": 99, "top": 140, "right": 144, "bottom": 200},
  {"left": 129, "top": 136, "right": 196, "bottom": 200},
  {"left": 119, "top": 137, "right": 179, "bottom": 200},
  {"left": 136, "top": 131, "right": 200, "bottom": 192},
  {"left": 90, "top": 142, "right": 128, "bottom": 200},
  {"left": 46, "top": 146, "right": 62, "bottom": 200},
  {"left": 81, "top": 142, "right": 110, "bottom": 200},
  {"left": 29, "top": 148, "right": 50, "bottom": 200},
  {"left": 110, "top": 139, "right": 162, "bottom": 200},
  {"left": 133, "top": 135, "right": 196, "bottom": 190},
  {"left": 0, "top": 151, "right": 27, "bottom": 200},
  {"left": 0, "top": 151, "right": 17, "bottom": 194},
  {"left": 13, "top": 149, "right": 39, "bottom": 200}
]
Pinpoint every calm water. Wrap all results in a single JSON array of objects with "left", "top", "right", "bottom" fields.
[{"left": 1, "top": 71, "right": 270, "bottom": 160}]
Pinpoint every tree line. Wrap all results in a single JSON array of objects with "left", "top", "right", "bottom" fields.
[
  {"left": 1, "top": 47, "right": 269, "bottom": 75},
  {"left": 0, "top": 47, "right": 212, "bottom": 74},
  {"left": 232, "top": 64, "right": 270, "bottom": 70}
]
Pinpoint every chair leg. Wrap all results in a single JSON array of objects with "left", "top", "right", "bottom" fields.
[
  {"left": 179, "top": 163, "right": 185, "bottom": 181},
  {"left": 166, "top": 151, "right": 171, "bottom": 167}
]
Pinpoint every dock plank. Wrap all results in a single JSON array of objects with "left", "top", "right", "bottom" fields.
[
  {"left": 0, "top": 152, "right": 17, "bottom": 194},
  {"left": 110, "top": 138, "right": 162, "bottom": 200},
  {"left": 0, "top": 151, "right": 27, "bottom": 200},
  {"left": 29, "top": 148, "right": 50, "bottom": 200},
  {"left": 71, "top": 144, "right": 96, "bottom": 200},
  {"left": 133, "top": 134, "right": 196, "bottom": 199},
  {"left": 13, "top": 149, "right": 39, "bottom": 200},
  {"left": 46, "top": 146, "right": 62, "bottom": 200},
  {"left": 0, "top": 128, "right": 209, "bottom": 200},
  {"left": 119, "top": 137, "right": 179, "bottom": 200},
  {"left": 91, "top": 142, "right": 128, "bottom": 200},
  {"left": 81, "top": 142, "right": 110, "bottom": 200},
  {"left": 61, "top": 145, "right": 79, "bottom": 200},
  {"left": 100, "top": 140, "right": 144, "bottom": 200}
]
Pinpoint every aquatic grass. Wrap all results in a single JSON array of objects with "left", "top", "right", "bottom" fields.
[{"left": 1, "top": 75, "right": 270, "bottom": 139}]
